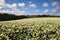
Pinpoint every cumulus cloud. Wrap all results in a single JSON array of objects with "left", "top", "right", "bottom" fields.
[
  {"left": 34, "top": 9, "right": 50, "bottom": 15},
  {"left": 0, "top": 0, "right": 26, "bottom": 15},
  {"left": 7, "top": 7, "right": 26, "bottom": 15},
  {"left": 44, "top": 10, "right": 49, "bottom": 13},
  {"left": 29, "top": 1, "right": 37, "bottom": 8},
  {"left": 51, "top": 6, "right": 60, "bottom": 14},
  {"left": 30, "top": 3, "right": 37, "bottom": 8},
  {"left": 6, "top": 3, "right": 17, "bottom": 8},
  {"left": 0, "top": 0, "right": 5, "bottom": 6},
  {"left": 43, "top": 6, "right": 60, "bottom": 15},
  {"left": 33, "top": 10, "right": 41, "bottom": 15},
  {"left": 0, "top": 6, "right": 3, "bottom": 10},
  {"left": 52, "top": 2, "right": 59, "bottom": 6},
  {"left": 0, "top": 0, "right": 6, "bottom": 12},
  {"left": 0, "top": 9, "right": 26, "bottom": 15},
  {"left": 15, "top": 11, "right": 26, "bottom": 15},
  {"left": 35, "top": 10, "right": 40, "bottom": 12},
  {"left": 0, "top": 8, "right": 26, "bottom": 15},
  {"left": 43, "top": 10, "right": 49, "bottom": 15},
  {"left": 11, "top": 3, "right": 17, "bottom": 8},
  {"left": 18, "top": 3, "right": 25, "bottom": 7},
  {"left": 43, "top": 3, "right": 48, "bottom": 7},
  {"left": 6, "top": 4, "right": 11, "bottom": 8},
  {"left": 0, "top": 10, "right": 10, "bottom": 13},
  {"left": 0, "top": 0, "right": 6, "bottom": 10},
  {"left": 11, "top": 10, "right": 26, "bottom": 15}
]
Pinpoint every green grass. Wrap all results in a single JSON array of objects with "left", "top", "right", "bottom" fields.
[{"left": 0, "top": 17, "right": 60, "bottom": 40}]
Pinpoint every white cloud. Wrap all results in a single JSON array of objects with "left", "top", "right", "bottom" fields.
[
  {"left": 16, "top": 11, "right": 26, "bottom": 15},
  {"left": 43, "top": 10, "right": 49, "bottom": 15},
  {"left": 35, "top": 10, "right": 40, "bottom": 12},
  {"left": 6, "top": 3, "right": 17, "bottom": 8},
  {"left": 0, "top": 0, "right": 26, "bottom": 15},
  {"left": 0, "top": 10, "right": 10, "bottom": 13},
  {"left": 52, "top": 2, "right": 59, "bottom": 6},
  {"left": 0, "top": 9, "right": 26, "bottom": 15},
  {"left": 44, "top": 6, "right": 60, "bottom": 15},
  {"left": 52, "top": 9, "right": 58, "bottom": 13},
  {"left": 7, "top": 8, "right": 26, "bottom": 15},
  {"left": 18, "top": 3, "right": 25, "bottom": 7},
  {"left": 11, "top": 10, "right": 26, "bottom": 15},
  {"left": 33, "top": 10, "right": 41, "bottom": 15},
  {"left": 0, "top": 6, "right": 3, "bottom": 10},
  {"left": 0, "top": 0, "right": 6, "bottom": 12},
  {"left": 6, "top": 4, "right": 12, "bottom": 8},
  {"left": 55, "top": 6, "right": 60, "bottom": 10},
  {"left": 29, "top": 1, "right": 37, "bottom": 8},
  {"left": 0, "top": 0, "right": 5, "bottom": 6},
  {"left": 44, "top": 10, "right": 49, "bottom": 13},
  {"left": 11, "top": 3, "right": 17, "bottom": 8},
  {"left": 51, "top": 6, "right": 60, "bottom": 14},
  {"left": 43, "top": 3, "right": 48, "bottom": 7},
  {"left": 30, "top": 3, "right": 37, "bottom": 8}
]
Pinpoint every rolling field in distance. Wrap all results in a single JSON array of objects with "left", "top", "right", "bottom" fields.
[{"left": 0, "top": 17, "right": 60, "bottom": 40}]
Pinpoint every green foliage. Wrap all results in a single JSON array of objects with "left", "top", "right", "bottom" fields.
[{"left": 0, "top": 18, "right": 60, "bottom": 40}]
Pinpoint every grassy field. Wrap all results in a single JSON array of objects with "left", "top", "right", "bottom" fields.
[{"left": 0, "top": 17, "right": 60, "bottom": 40}]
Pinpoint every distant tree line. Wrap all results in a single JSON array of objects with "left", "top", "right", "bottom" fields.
[
  {"left": 0, "top": 13, "right": 60, "bottom": 21},
  {"left": 0, "top": 13, "right": 28, "bottom": 21}
]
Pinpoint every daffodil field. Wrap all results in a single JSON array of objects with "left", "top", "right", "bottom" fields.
[{"left": 0, "top": 18, "right": 60, "bottom": 40}]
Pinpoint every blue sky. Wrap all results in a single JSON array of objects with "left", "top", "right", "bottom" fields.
[{"left": 0, "top": 0, "right": 60, "bottom": 15}]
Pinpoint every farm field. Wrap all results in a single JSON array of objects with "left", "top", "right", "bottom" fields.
[{"left": 0, "top": 17, "right": 60, "bottom": 40}]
